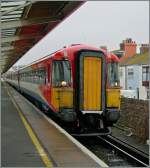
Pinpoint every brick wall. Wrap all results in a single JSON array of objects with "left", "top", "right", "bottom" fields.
[{"left": 117, "top": 98, "right": 149, "bottom": 142}]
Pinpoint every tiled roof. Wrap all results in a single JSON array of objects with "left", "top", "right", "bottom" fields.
[{"left": 119, "top": 52, "right": 149, "bottom": 66}]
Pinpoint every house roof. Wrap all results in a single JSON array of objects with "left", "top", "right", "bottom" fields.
[{"left": 119, "top": 52, "right": 149, "bottom": 66}]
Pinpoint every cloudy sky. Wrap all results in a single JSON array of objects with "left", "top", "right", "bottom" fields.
[{"left": 15, "top": 1, "right": 149, "bottom": 66}]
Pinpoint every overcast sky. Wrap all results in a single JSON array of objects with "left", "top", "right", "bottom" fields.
[{"left": 15, "top": 1, "right": 149, "bottom": 66}]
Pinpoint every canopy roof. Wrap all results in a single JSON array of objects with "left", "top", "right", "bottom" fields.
[{"left": 1, "top": 0, "right": 84, "bottom": 73}]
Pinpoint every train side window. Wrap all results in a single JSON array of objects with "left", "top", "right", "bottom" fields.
[
  {"left": 40, "top": 69, "right": 46, "bottom": 84},
  {"left": 33, "top": 70, "right": 36, "bottom": 83},
  {"left": 24, "top": 72, "right": 26, "bottom": 81}
]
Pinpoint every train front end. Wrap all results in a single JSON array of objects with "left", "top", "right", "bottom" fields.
[
  {"left": 51, "top": 46, "right": 120, "bottom": 135},
  {"left": 105, "top": 53, "right": 120, "bottom": 127},
  {"left": 74, "top": 49, "right": 120, "bottom": 134},
  {"left": 74, "top": 49, "right": 108, "bottom": 134}
]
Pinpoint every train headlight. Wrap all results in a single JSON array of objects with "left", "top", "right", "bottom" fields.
[
  {"left": 61, "top": 81, "right": 67, "bottom": 87},
  {"left": 115, "top": 82, "right": 118, "bottom": 86}
]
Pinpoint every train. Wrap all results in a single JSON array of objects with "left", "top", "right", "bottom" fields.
[{"left": 6, "top": 44, "right": 120, "bottom": 135}]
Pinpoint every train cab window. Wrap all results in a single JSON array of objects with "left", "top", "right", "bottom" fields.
[
  {"left": 108, "top": 62, "right": 120, "bottom": 87},
  {"left": 52, "top": 60, "right": 71, "bottom": 87}
]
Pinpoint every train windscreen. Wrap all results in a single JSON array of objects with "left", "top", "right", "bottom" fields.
[
  {"left": 52, "top": 60, "right": 71, "bottom": 87},
  {"left": 107, "top": 62, "right": 120, "bottom": 87}
]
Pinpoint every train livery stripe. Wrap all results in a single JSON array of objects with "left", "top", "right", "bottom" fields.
[
  {"left": 83, "top": 57, "right": 101, "bottom": 110},
  {"left": 6, "top": 86, "right": 53, "bottom": 168}
]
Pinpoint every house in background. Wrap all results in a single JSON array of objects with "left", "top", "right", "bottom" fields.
[
  {"left": 112, "top": 38, "right": 149, "bottom": 100},
  {"left": 119, "top": 51, "right": 149, "bottom": 100}
]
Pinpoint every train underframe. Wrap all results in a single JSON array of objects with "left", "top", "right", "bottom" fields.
[{"left": 50, "top": 107, "right": 120, "bottom": 136}]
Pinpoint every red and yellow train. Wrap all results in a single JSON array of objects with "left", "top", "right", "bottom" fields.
[{"left": 6, "top": 44, "right": 120, "bottom": 135}]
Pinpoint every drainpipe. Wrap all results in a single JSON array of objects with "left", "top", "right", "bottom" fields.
[{"left": 125, "top": 66, "right": 127, "bottom": 89}]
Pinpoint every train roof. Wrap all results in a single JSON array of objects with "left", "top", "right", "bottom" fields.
[{"left": 12, "top": 44, "right": 119, "bottom": 72}]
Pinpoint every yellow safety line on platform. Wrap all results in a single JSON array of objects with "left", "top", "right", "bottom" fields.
[{"left": 6, "top": 86, "right": 52, "bottom": 168}]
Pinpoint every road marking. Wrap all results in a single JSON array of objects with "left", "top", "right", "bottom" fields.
[{"left": 6, "top": 85, "right": 53, "bottom": 168}]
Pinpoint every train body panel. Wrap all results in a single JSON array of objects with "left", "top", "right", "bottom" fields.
[
  {"left": 106, "top": 88, "right": 120, "bottom": 109},
  {"left": 51, "top": 88, "right": 73, "bottom": 110}
]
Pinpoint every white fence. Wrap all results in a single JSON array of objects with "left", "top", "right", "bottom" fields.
[{"left": 120, "top": 89, "right": 137, "bottom": 99}]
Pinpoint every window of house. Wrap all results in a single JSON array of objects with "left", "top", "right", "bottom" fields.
[
  {"left": 142, "top": 66, "right": 149, "bottom": 81},
  {"left": 120, "top": 69, "right": 123, "bottom": 77},
  {"left": 127, "top": 68, "right": 134, "bottom": 79},
  {"left": 147, "top": 91, "right": 149, "bottom": 99}
]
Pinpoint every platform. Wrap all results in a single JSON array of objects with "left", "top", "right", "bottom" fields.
[
  {"left": 1, "top": 81, "right": 108, "bottom": 167},
  {"left": 1, "top": 82, "right": 45, "bottom": 167}
]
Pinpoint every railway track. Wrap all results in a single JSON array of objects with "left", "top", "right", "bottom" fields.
[
  {"left": 76, "top": 135, "right": 149, "bottom": 167},
  {"left": 97, "top": 135, "right": 149, "bottom": 167}
]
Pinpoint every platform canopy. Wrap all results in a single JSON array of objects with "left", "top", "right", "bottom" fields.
[{"left": 1, "top": 0, "right": 84, "bottom": 74}]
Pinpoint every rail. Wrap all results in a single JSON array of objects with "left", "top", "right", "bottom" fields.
[{"left": 97, "top": 135, "right": 149, "bottom": 167}]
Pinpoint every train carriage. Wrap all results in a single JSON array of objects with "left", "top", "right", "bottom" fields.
[{"left": 6, "top": 44, "right": 120, "bottom": 135}]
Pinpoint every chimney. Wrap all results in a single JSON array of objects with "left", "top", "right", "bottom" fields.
[
  {"left": 140, "top": 43, "right": 149, "bottom": 54},
  {"left": 120, "top": 38, "right": 137, "bottom": 58}
]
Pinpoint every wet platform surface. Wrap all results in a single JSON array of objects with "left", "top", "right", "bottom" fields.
[
  {"left": 1, "top": 81, "right": 106, "bottom": 167},
  {"left": 1, "top": 82, "right": 45, "bottom": 167}
]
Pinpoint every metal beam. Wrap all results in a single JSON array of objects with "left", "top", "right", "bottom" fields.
[
  {"left": 1, "top": 44, "right": 32, "bottom": 52},
  {"left": 2, "top": 17, "right": 60, "bottom": 29},
  {"left": 1, "top": 34, "right": 42, "bottom": 43},
  {"left": 1, "top": 46, "right": 14, "bottom": 52},
  {"left": 1, "top": 53, "right": 10, "bottom": 57},
  {"left": 1, "top": 1, "right": 36, "bottom": 16},
  {"left": 1, "top": 50, "right": 12, "bottom": 53}
]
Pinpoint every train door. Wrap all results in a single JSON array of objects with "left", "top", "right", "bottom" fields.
[{"left": 76, "top": 50, "right": 106, "bottom": 114}]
